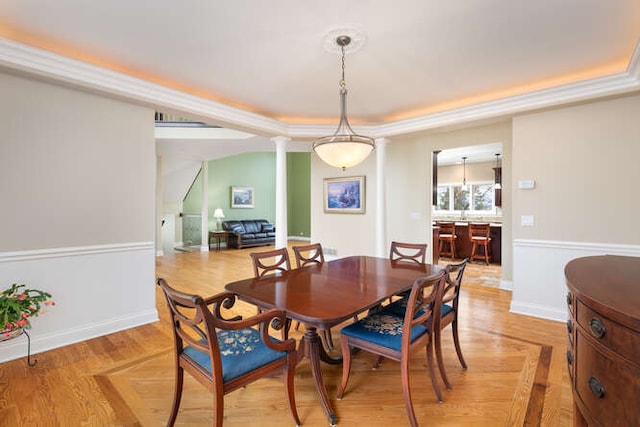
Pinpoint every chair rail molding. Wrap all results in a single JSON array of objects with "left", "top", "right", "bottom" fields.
[{"left": 511, "top": 239, "right": 640, "bottom": 322}]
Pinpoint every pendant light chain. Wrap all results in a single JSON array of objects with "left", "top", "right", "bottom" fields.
[{"left": 340, "top": 43, "right": 346, "bottom": 91}]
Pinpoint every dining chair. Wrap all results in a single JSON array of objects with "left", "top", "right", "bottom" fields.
[
  {"left": 156, "top": 278, "right": 300, "bottom": 427},
  {"left": 469, "top": 223, "right": 492, "bottom": 265},
  {"left": 250, "top": 247, "right": 291, "bottom": 278},
  {"left": 435, "top": 222, "right": 457, "bottom": 259},
  {"left": 386, "top": 241, "right": 428, "bottom": 304},
  {"left": 389, "top": 241, "right": 427, "bottom": 264},
  {"left": 434, "top": 258, "right": 469, "bottom": 390},
  {"left": 292, "top": 242, "right": 325, "bottom": 268},
  {"left": 291, "top": 243, "right": 336, "bottom": 351},
  {"left": 336, "top": 270, "right": 447, "bottom": 427}
]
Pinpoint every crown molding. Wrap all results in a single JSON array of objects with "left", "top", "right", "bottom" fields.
[
  {"left": 1, "top": 37, "right": 639, "bottom": 140},
  {"left": 0, "top": 38, "right": 289, "bottom": 136},
  {"left": 626, "top": 37, "right": 640, "bottom": 79}
]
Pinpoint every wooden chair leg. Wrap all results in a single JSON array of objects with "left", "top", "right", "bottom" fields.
[
  {"left": 452, "top": 320, "right": 467, "bottom": 369},
  {"left": 213, "top": 384, "right": 224, "bottom": 427},
  {"left": 426, "top": 336, "right": 444, "bottom": 403},
  {"left": 167, "top": 365, "right": 184, "bottom": 426},
  {"left": 336, "top": 338, "right": 352, "bottom": 399},
  {"left": 484, "top": 242, "right": 489, "bottom": 265},
  {"left": 401, "top": 355, "right": 419, "bottom": 427},
  {"left": 434, "top": 328, "right": 452, "bottom": 390},
  {"left": 372, "top": 355, "right": 384, "bottom": 370},
  {"left": 285, "top": 352, "right": 301, "bottom": 425}
]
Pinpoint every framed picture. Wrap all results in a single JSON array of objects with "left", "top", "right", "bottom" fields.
[
  {"left": 231, "top": 186, "right": 254, "bottom": 208},
  {"left": 323, "top": 176, "right": 365, "bottom": 214}
]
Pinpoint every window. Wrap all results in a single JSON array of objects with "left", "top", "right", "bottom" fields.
[{"left": 435, "top": 182, "right": 495, "bottom": 213}]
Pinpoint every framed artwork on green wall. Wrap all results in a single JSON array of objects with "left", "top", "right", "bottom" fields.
[{"left": 231, "top": 186, "right": 254, "bottom": 208}]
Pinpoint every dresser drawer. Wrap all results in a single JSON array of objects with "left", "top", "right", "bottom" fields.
[
  {"left": 575, "top": 329, "right": 640, "bottom": 426},
  {"left": 575, "top": 299, "right": 640, "bottom": 364}
]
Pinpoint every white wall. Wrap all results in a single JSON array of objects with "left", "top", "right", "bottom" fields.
[
  {"left": 510, "top": 93, "right": 640, "bottom": 321},
  {"left": 0, "top": 72, "right": 157, "bottom": 362},
  {"left": 310, "top": 152, "right": 377, "bottom": 257}
]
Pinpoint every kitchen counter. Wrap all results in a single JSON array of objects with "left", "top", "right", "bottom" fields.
[{"left": 433, "top": 221, "right": 501, "bottom": 264}]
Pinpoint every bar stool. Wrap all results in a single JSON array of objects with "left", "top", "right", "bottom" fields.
[
  {"left": 469, "top": 223, "right": 492, "bottom": 265},
  {"left": 436, "top": 222, "right": 457, "bottom": 259}
]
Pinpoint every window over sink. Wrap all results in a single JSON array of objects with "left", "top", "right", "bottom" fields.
[{"left": 435, "top": 182, "right": 496, "bottom": 213}]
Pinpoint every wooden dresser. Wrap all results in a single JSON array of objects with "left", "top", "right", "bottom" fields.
[{"left": 565, "top": 255, "right": 640, "bottom": 426}]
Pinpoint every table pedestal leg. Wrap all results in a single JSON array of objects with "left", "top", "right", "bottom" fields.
[{"left": 301, "top": 327, "right": 338, "bottom": 426}]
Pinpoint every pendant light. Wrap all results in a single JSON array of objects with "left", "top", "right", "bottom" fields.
[
  {"left": 494, "top": 153, "right": 502, "bottom": 190},
  {"left": 312, "top": 35, "right": 375, "bottom": 171},
  {"left": 461, "top": 156, "right": 468, "bottom": 190}
]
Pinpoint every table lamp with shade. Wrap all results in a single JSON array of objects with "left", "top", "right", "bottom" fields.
[{"left": 213, "top": 208, "right": 225, "bottom": 231}]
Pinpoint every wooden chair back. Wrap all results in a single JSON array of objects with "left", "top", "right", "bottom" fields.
[
  {"left": 157, "top": 278, "right": 300, "bottom": 426},
  {"left": 250, "top": 248, "right": 291, "bottom": 278},
  {"left": 436, "top": 221, "right": 456, "bottom": 236},
  {"left": 389, "top": 241, "right": 427, "bottom": 264},
  {"left": 468, "top": 222, "right": 490, "bottom": 239},
  {"left": 292, "top": 243, "right": 325, "bottom": 268}
]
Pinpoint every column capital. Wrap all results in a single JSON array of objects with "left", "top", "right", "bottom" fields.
[
  {"left": 271, "top": 136, "right": 291, "bottom": 146},
  {"left": 375, "top": 137, "right": 390, "bottom": 147}
]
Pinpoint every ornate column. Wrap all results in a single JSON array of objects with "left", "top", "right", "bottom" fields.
[
  {"left": 272, "top": 136, "right": 290, "bottom": 249},
  {"left": 375, "top": 138, "right": 389, "bottom": 257},
  {"left": 200, "top": 160, "right": 209, "bottom": 252}
]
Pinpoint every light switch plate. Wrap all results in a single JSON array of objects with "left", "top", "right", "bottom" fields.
[
  {"left": 521, "top": 215, "right": 535, "bottom": 227},
  {"left": 518, "top": 179, "right": 535, "bottom": 189}
]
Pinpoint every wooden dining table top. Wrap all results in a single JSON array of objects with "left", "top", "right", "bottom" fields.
[{"left": 225, "top": 255, "right": 445, "bottom": 329}]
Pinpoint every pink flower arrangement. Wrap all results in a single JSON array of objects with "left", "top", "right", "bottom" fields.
[{"left": 1, "top": 283, "right": 54, "bottom": 338}]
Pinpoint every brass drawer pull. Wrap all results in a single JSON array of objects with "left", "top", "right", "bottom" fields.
[
  {"left": 589, "top": 318, "right": 606, "bottom": 338},
  {"left": 567, "top": 319, "right": 572, "bottom": 334},
  {"left": 566, "top": 350, "right": 572, "bottom": 365},
  {"left": 566, "top": 292, "right": 572, "bottom": 306},
  {"left": 588, "top": 376, "right": 605, "bottom": 398}
]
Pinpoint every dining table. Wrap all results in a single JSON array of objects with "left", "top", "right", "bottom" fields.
[{"left": 225, "top": 255, "right": 444, "bottom": 426}]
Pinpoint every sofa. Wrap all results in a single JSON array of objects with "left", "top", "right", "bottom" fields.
[{"left": 222, "top": 219, "right": 276, "bottom": 249}]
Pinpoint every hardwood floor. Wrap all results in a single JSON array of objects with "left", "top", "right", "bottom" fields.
[{"left": 0, "top": 244, "right": 573, "bottom": 426}]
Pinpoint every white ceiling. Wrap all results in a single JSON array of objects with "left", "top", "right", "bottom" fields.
[
  {"left": 1, "top": 1, "right": 638, "bottom": 124},
  {"left": 1, "top": 1, "right": 639, "bottom": 201}
]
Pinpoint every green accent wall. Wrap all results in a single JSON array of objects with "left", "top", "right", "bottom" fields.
[
  {"left": 287, "top": 152, "right": 311, "bottom": 238},
  {"left": 182, "top": 152, "right": 311, "bottom": 237}
]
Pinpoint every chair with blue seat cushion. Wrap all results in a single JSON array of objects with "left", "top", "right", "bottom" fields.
[
  {"left": 434, "top": 258, "right": 469, "bottom": 390},
  {"left": 336, "top": 270, "right": 447, "bottom": 427},
  {"left": 156, "top": 278, "right": 300, "bottom": 427}
]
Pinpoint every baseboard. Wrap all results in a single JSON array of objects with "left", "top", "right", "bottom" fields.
[
  {"left": 510, "top": 301, "right": 566, "bottom": 323},
  {"left": 0, "top": 310, "right": 158, "bottom": 363},
  {"left": 500, "top": 280, "right": 513, "bottom": 291},
  {"left": 288, "top": 236, "right": 311, "bottom": 242}
]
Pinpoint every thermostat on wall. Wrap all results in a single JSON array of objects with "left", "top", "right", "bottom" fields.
[{"left": 518, "top": 179, "right": 535, "bottom": 189}]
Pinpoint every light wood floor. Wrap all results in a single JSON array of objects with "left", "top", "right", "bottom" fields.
[{"left": 0, "top": 244, "right": 573, "bottom": 426}]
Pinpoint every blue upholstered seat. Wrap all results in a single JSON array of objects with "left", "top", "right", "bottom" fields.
[
  {"left": 381, "top": 299, "right": 453, "bottom": 319},
  {"left": 183, "top": 328, "right": 286, "bottom": 382},
  {"left": 340, "top": 312, "right": 430, "bottom": 351}
]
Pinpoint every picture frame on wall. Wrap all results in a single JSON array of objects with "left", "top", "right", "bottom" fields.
[
  {"left": 323, "top": 176, "right": 365, "bottom": 214},
  {"left": 231, "top": 186, "right": 254, "bottom": 208}
]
